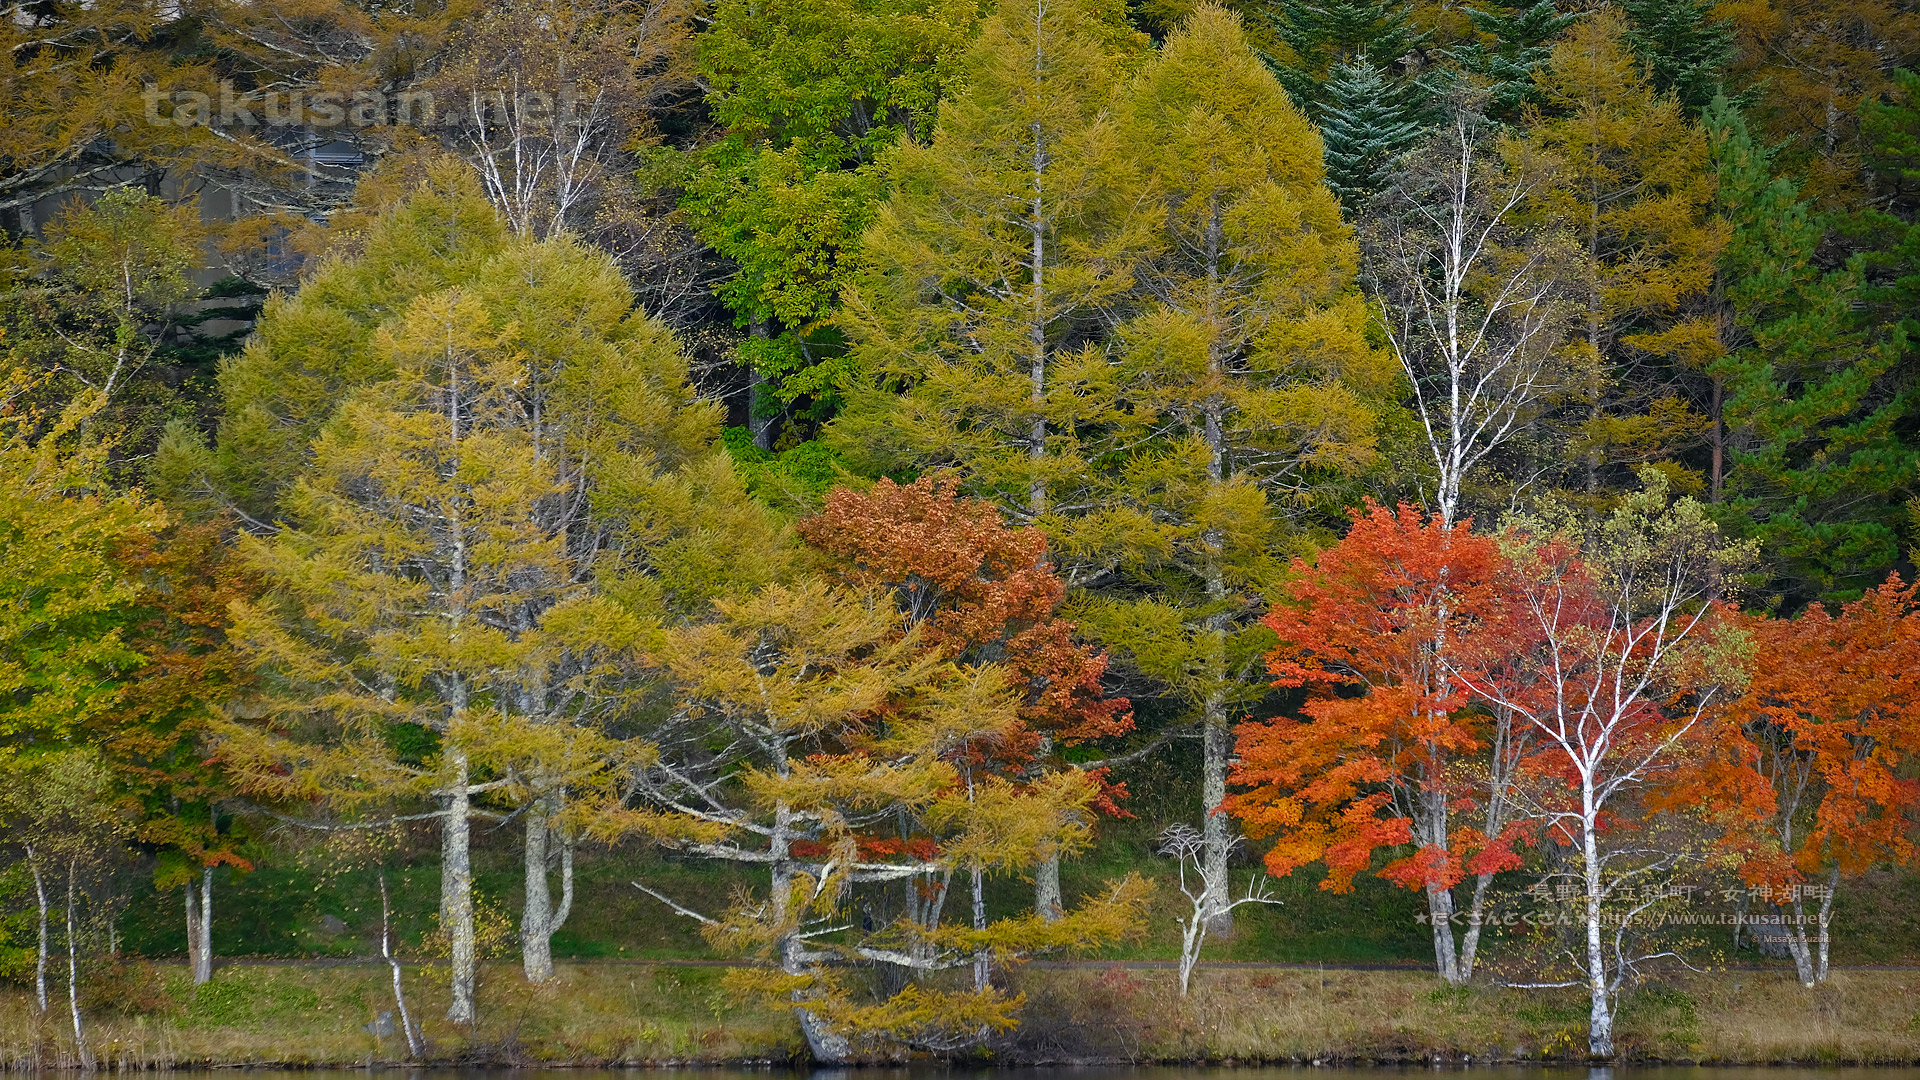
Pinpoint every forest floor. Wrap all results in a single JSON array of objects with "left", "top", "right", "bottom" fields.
[{"left": 6, "top": 960, "right": 1920, "bottom": 1068}]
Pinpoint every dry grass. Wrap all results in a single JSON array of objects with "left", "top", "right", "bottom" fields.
[
  {"left": 1004, "top": 965, "right": 1920, "bottom": 1064},
  {"left": 4, "top": 961, "right": 1919, "bottom": 1067},
  {"left": 0, "top": 961, "right": 799, "bottom": 1069}
]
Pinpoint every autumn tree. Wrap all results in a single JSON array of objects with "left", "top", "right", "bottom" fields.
[
  {"left": 213, "top": 186, "right": 750, "bottom": 1014},
  {"left": 1517, "top": 11, "right": 1729, "bottom": 500},
  {"left": 428, "top": 0, "right": 698, "bottom": 239},
  {"left": 623, "top": 578, "right": 1147, "bottom": 1063},
  {"left": 1228, "top": 502, "right": 1526, "bottom": 984},
  {"left": 798, "top": 476, "right": 1132, "bottom": 918},
  {"left": 1059, "top": 3, "right": 1392, "bottom": 932},
  {"left": 1458, "top": 471, "right": 1755, "bottom": 1057},
  {"left": 0, "top": 379, "right": 163, "bottom": 766},
  {"left": 1726, "top": 575, "right": 1920, "bottom": 986},
  {"left": 156, "top": 163, "right": 512, "bottom": 522},
  {"left": 831, "top": 0, "right": 1150, "bottom": 516},
  {"left": 1719, "top": 0, "right": 1920, "bottom": 205},
  {"left": 90, "top": 523, "right": 256, "bottom": 985}
]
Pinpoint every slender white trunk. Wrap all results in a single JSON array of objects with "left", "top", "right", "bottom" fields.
[
  {"left": 972, "top": 863, "right": 989, "bottom": 992},
  {"left": 186, "top": 867, "right": 214, "bottom": 985},
  {"left": 771, "top": 796, "right": 852, "bottom": 1064},
  {"left": 443, "top": 748, "right": 476, "bottom": 1024},
  {"left": 28, "top": 845, "right": 47, "bottom": 1012},
  {"left": 1033, "top": 853, "right": 1062, "bottom": 922},
  {"left": 1200, "top": 699, "right": 1234, "bottom": 935},
  {"left": 66, "top": 860, "right": 94, "bottom": 1071},
  {"left": 1582, "top": 781, "right": 1613, "bottom": 1058},
  {"left": 380, "top": 873, "right": 424, "bottom": 1058},
  {"left": 1816, "top": 866, "right": 1837, "bottom": 984},
  {"left": 521, "top": 789, "right": 574, "bottom": 983}
]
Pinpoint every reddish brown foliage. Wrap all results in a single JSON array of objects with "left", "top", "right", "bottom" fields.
[{"left": 799, "top": 476, "right": 1131, "bottom": 745}]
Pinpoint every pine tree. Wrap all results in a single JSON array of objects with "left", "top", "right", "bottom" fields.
[
  {"left": 1444, "top": 1, "right": 1579, "bottom": 122},
  {"left": 1707, "top": 98, "right": 1918, "bottom": 601},
  {"left": 1620, "top": 0, "right": 1736, "bottom": 114},
  {"left": 1319, "top": 56, "right": 1427, "bottom": 208},
  {"left": 1258, "top": 0, "right": 1425, "bottom": 106}
]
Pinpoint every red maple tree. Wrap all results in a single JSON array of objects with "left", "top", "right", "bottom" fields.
[{"left": 1225, "top": 501, "right": 1528, "bottom": 983}]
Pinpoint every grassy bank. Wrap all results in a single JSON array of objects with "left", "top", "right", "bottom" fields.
[{"left": 6, "top": 961, "right": 1920, "bottom": 1068}]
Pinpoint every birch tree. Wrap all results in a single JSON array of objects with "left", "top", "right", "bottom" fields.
[
  {"left": 1460, "top": 471, "right": 1754, "bottom": 1056},
  {"left": 1361, "top": 99, "right": 1576, "bottom": 526}
]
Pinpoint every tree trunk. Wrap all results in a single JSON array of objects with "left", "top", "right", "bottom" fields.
[
  {"left": 771, "top": 798, "right": 851, "bottom": 1065},
  {"left": 28, "top": 845, "right": 47, "bottom": 1013},
  {"left": 1033, "top": 853, "right": 1062, "bottom": 922},
  {"left": 1816, "top": 866, "right": 1837, "bottom": 984},
  {"left": 1200, "top": 699, "right": 1234, "bottom": 935},
  {"left": 443, "top": 750, "right": 477, "bottom": 1024},
  {"left": 1709, "top": 377, "right": 1724, "bottom": 504},
  {"left": 1457, "top": 872, "right": 1495, "bottom": 980},
  {"left": 521, "top": 789, "right": 574, "bottom": 983},
  {"left": 66, "top": 860, "right": 94, "bottom": 1072},
  {"left": 380, "top": 872, "right": 424, "bottom": 1058},
  {"left": 971, "top": 863, "right": 989, "bottom": 992},
  {"left": 1783, "top": 895, "right": 1817, "bottom": 987},
  {"left": 1426, "top": 883, "right": 1462, "bottom": 984},
  {"left": 186, "top": 867, "right": 214, "bottom": 985},
  {"left": 1582, "top": 795, "right": 1613, "bottom": 1059},
  {"left": 748, "top": 318, "right": 777, "bottom": 452}
]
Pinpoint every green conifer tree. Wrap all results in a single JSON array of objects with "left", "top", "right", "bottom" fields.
[
  {"left": 1444, "top": 1, "right": 1579, "bottom": 122},
  {"left": 1621, "top": 0, "right": 1737, "bottom": 114},
  {"left": 1319, "top": 56, "right": 1427, "bottom": 208},
  {"left": 1707, "top": 97, "right": 1919, "bottom": 600}
]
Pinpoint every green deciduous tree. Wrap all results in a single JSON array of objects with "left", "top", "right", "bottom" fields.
[{"left": 671, "top": 0, "right": 987, "bottom": 442}]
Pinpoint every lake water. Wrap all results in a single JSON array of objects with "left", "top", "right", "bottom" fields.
[{"left": 116, "top": 1060, "right": 1920, "bottom": 1068}]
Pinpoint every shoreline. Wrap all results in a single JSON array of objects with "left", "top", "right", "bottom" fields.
[{"left": 5, "top": 963, "right": 1918, "bottom": 1070}]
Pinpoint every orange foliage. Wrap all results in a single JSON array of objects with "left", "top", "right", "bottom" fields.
[
  {"left": 799, "top": 476, "right": 1132, "bottom": 745},
  {"left": 1226, "top": 502, "right": 1517, "bottom": 892},
  {"left": 1726, "top": 575, "right": 1920, "bottom": 882}
]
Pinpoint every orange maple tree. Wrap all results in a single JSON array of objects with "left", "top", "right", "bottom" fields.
[
  {"left": 1722, "top": 573, "right": 1920, "bottom": 984},
  {"left": 1225, "top": 502, "right": 1529, "bottom": 983}
]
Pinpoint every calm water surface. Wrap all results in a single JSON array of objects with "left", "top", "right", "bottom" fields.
[{"left": 112, "top": 1060, "right": 1912, "bottom": 1068}]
